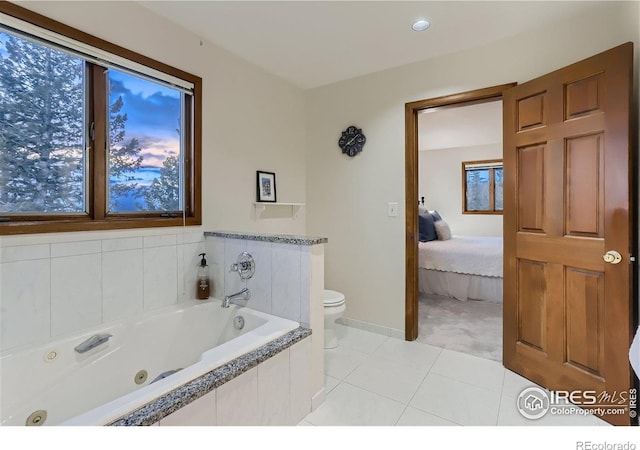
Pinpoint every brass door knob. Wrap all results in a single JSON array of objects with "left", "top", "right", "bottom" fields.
[{"left": 603, "top": 250, "right": 622, "bottom": 264}]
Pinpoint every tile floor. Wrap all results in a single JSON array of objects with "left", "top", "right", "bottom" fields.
[{"left": 300, "top": 324, "right": 610, "bottom": 426}]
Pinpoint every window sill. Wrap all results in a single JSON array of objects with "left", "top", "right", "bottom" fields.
[
  {"left": 462, "top": 211, "right": 504, "bottom": 215},
  {"left": 0, "top": 216, "right": 201, "bottom": 236}
]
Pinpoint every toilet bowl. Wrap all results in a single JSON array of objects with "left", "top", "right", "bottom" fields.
[{"left": 323, "top": 289, "right": 346, "bottom": 349}]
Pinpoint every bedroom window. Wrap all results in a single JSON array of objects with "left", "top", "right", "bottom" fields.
[
  {"left": 0, "top": 5, "right": 202, "bottom": 235},
  {"left": 462, "top": 159, "right": 503, "bottom": 214}
]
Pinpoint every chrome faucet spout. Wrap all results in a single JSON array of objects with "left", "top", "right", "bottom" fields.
[
  {"left": 74, "top": 333, "right": 112, "bottom": 354},
  {"left": 222, "top": 287, "right": 250, "bottom": 308}
]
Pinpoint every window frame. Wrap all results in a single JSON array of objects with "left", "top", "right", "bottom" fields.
[
  {"left": 461, "top": 158, "right": 503, "bottom": 215},
  {"left": 0, "top": 3, "right": 202, "bottom": 235}
]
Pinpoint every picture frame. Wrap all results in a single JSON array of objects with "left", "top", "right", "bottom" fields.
[{"left": 256, "top": 171, "right": 277, "bottom": 202}]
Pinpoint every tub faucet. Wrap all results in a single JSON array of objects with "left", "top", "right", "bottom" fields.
[
  {"left": 222, "top": 287, "right": 250, "bottom": 308},
  {"left": 74, "top": 333, "right": 112, "bottom": 354}
]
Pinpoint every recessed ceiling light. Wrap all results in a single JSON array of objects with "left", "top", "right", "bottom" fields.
[{"left": 412, "top": 19, "right": 431, "bottom": 32}]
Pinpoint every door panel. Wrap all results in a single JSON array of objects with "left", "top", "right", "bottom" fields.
[
  {"left": 503, "top": 42, "right": 634, "bottom": 426},
  {"left": 565, "top": 134, "right": 604, "bottom": 237},
  {"left": 565, "top": 73, "right": 603, "bottom": 119},
  {"left": 517, "top": 93, "right": 546, "bottom": 130},
  {"left": 517, "top": 259, "right": 547, "bottom": 352},
  {"left": 518, "top": 145, "right": 546, "bottom": 232},
  {"left": 565, "top": 267, "right": 605, "bottom": 376}
]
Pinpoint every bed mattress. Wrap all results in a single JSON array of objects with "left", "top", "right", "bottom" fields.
[{"left": 418, "top": 235, "right": 503, "bottom": 278}]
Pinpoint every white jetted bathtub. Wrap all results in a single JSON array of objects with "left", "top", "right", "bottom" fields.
[{"left": 0, "top": 299, "right": 299, "bottom": 426}]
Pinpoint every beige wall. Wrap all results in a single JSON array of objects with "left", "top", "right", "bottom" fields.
[
  {"left": 305, "top": 2, "right": 640, "bottom": 333},
  {"left": 419, "top": 144, "right": 503, "bottom": 237},
  {"left": 14, "top": 1, "right": 307, "bottom": 236}
]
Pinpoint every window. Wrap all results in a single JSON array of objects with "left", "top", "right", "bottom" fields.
[
  {"left": 0, "top": 4, "right": 201, "bottom": 234},
  {"left": 462, "top": 159, "right": 503, "bottom": 214}
]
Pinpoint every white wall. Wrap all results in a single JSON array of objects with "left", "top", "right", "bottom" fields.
[
  {"left": 0, "top": 1, "right": 307, "bottom": 350},
  {"left": 305, "top": 2, "right": 640, "bottom": 333},
  {"left": 419, "top": 144, "right": 503, "bottom": 237},
  {"left": 0, "top": 228, "right": 205, "bottom": 351}
]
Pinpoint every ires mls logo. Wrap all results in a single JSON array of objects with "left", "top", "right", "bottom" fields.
[
  {"left": 517, "top": 387, "right": 637, "bottom": 420},
  {"left": 517, "top": 387, "right": 550, "bottom": 419}
]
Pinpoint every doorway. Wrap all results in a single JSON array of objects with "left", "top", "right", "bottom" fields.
[
  {"left": 415, "top": 99, "right": 505, "bottom": 361},
  {"left": 404, "top": 84, "right": 515, "bottom": 342}
]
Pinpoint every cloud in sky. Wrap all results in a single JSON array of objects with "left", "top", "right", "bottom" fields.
[
  {"left": 109, "top": 70, "right": 181, "bottom": 167},
  {"left": 136, "top": 136, "right": 180, "bottom": 168}
]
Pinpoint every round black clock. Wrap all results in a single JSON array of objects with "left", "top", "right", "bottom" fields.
[{"left": 338, "top": 125, "right": 366, "bottom": 157}]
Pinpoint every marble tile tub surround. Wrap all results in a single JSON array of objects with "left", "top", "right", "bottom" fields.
[
  {"left": 205, "top": 232, "right": 327, "bottom": 327},
  {"left": 205, "top": 231, "right": 327, "bottom": 246},
  {"left": 205, "top": 231, "right": 326, "bottom": 410},
  {"left": 0, "top": 228, "right": 206, "bottom": 352},
  {"left": 110, "top": 328, "right": 311, "bottom": 426}
]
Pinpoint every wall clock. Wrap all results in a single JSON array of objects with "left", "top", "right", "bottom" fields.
[{"left": 338, "top": 125, "right": 366, "bottom": 157}]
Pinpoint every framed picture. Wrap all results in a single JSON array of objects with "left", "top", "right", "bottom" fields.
[{"left": 256, "top": 171, "right": 277, "bottom": 202}]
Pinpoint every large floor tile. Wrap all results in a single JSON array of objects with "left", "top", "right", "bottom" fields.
[
  {"left": 325, "top": 375, "right": 340, "bottom": 394},
  {"left": 409, "top": 373, "right": 501, "bottom": 426},
  {"left": 430, "top": 349, "right": 505, "bottom": 392},
  {"left": 334, "top": 324, "right": 388, "bottom": 354},
  {"left": 297, "top": 420, "right": 314, "bottom": 426},
  {"left": 497, "top": 395, "right": 602, "bottom": 426},
  {"left": 305, "top": 382, "right": 405, "bottom": 426},
  {"left": 372, "top": 338, "right": 442, "bottom": 373},
  {"left": 501, "top": 368, "right": 544, "bottom": 399},
  {"left": 396, "top": 406, "right": 459, "bottom": 426},
  {"left": 324, "top": 345, "right": 369, "bottom": 380},
  {"left": 345, "top": 353, "right": 428, "bottom": 404}
]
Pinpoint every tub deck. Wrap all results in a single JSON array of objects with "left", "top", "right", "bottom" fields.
[{"left": 108, "top": 327, "right": 311, "bottom": 426}]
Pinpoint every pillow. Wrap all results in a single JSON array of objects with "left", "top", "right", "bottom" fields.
[
  {"left": 430, "top": 210, "right": 443, "bottom": 222},
  {"left": 418, "top": 210, "right": 438, "bottom": 242},
  {"left": 434, "top": 220, "right": 452, "bottom": 241}
]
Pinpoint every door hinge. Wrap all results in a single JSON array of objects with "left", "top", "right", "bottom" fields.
[
  {"left": 630, "top": 255, "right": 636, "bottom": 263},
  {"left": 89, "top": 121, "right": 95, "bottom": 142}
]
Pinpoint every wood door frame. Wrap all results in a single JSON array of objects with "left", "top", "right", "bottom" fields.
[{"left": 404, "top": 83, "right": 516, "bottom": 340}]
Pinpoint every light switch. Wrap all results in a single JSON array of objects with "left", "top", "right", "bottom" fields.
[{"left": 388, "top": 202, "right": 398, "bottom": 217}]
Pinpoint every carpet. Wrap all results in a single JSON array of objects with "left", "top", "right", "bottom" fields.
[{"left": 416, "top": 294, "right": 503, "bottom": 362}]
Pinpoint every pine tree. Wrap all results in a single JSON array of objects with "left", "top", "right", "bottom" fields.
[
  {"left": 142, "top": 155, "right": 180, "bottom": 211},
  {"left": 108, "top": 95, "right": 142, "bottom": 211},
  {"left": 0, "top": 32, "right": 143, "bottom": 213},
  {"left": 0, "top": 33, "right": 84, "bottom": 212}
]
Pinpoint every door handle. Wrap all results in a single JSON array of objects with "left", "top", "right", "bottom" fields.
[{"left": 603, "top": 250, "right": 622, "bottom": 264}]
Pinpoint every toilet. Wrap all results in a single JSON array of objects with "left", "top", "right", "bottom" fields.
[{"left": 323, "top": 289, "right": 346, "bottom": 349}]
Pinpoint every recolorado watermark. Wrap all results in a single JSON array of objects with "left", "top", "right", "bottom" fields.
[
  {"left": 576, "top": 443, "right": 636, "bottom": 450},
  {"left": 516, "top": 386, "right": 637, "bottom": 420}
]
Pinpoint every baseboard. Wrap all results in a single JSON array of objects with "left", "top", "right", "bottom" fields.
[
  {"left": 311, "top": 387, "right": 325, "bottom": 411},
  {"left": 336, "top": 317, "right": 404, "bottom": 340}
]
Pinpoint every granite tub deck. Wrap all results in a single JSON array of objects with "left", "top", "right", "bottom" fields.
[
  {"left": 205, "top": 231, "right": 328, "bottom": 246},
  {"left": 109, "top": 327, "right": 311, "bottom": 426}
]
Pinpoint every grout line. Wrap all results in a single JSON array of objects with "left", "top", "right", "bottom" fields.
[
  {"left": 99, "top": 251, "right": 104, "bottom": 324},
  {"left": 403, "top": 352, "right": 437, "bottom": 411},
  {"left": 495, "top": 363, "right": 510, "bottom": 426},
  {"left": 393, "top": 404, "right": 410, "bottom": 426},
  {"left": 48, "top": 243, "right": 52, "bottom": 339}
]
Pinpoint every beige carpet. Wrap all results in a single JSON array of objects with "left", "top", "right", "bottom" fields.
[{"left": 416, "top": 294, "right": 502, "bottom": 362}]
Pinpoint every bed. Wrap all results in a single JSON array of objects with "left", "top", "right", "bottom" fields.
[{"left": 418, "top": 235, "right": 503, "bottom": 303}]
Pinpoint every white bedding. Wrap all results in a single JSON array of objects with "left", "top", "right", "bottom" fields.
[
  {"left": 419, "top": 268, "right": 503, "bottom": 303},
  {"left": 418, "top": 236, "right": 503, "bottom": 278}
]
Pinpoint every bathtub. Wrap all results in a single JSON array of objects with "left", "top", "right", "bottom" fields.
[{"left": 0, "top": 298, "right": 301, "bottom": 426}]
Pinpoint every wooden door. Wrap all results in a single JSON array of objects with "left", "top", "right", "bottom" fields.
[{"left": 503, "top": 42, "right": 635, "bottom": 426}]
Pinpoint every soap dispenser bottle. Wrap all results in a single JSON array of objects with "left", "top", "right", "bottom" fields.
[{"left": 197, "top": 253, "right": 210, "bottom": 300}]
